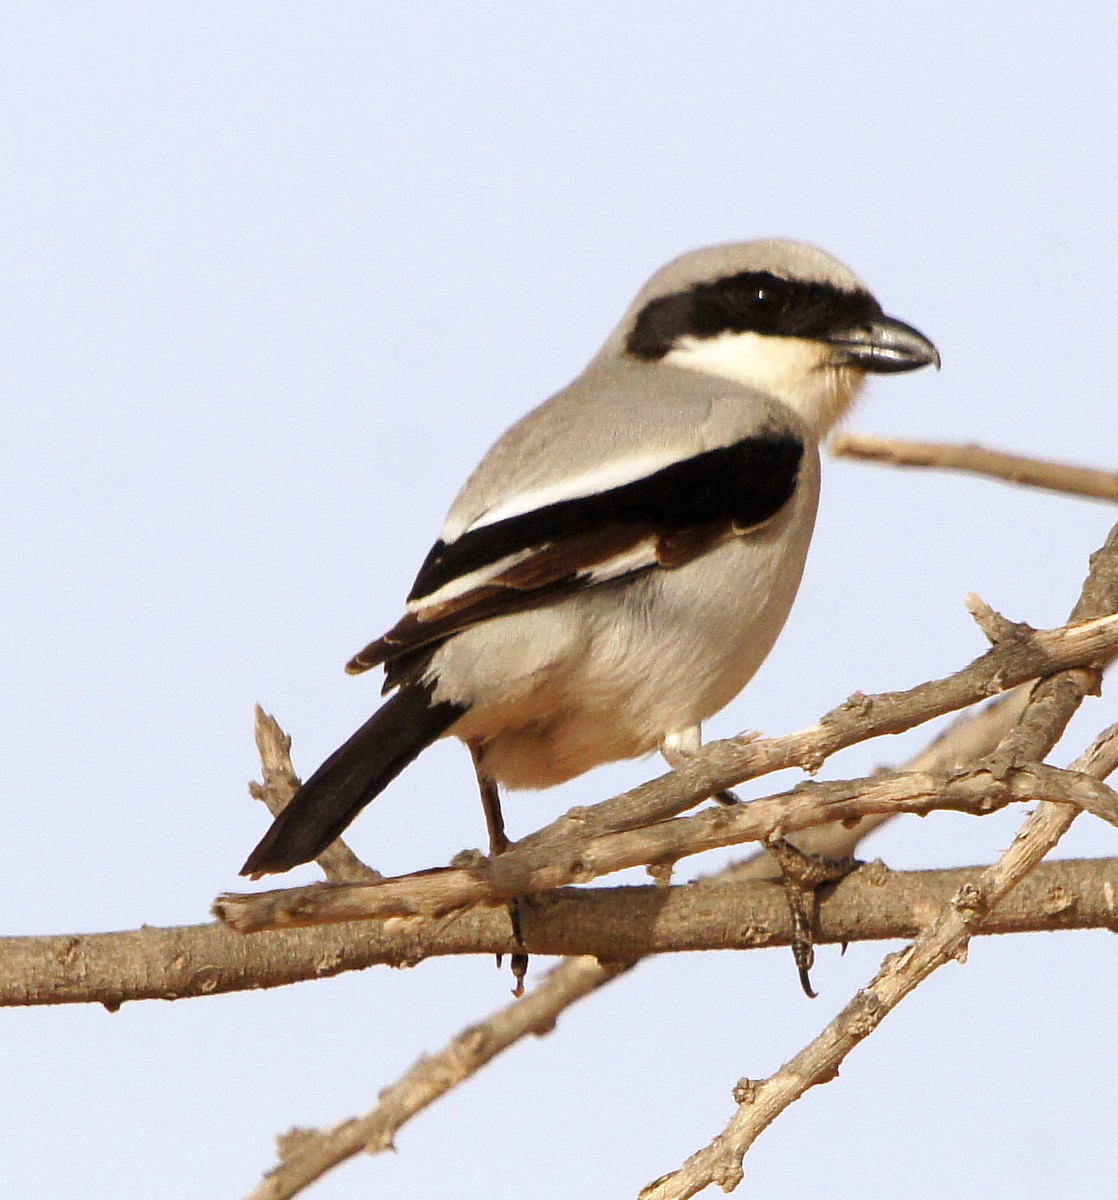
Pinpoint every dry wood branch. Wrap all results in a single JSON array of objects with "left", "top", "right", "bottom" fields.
[
  {"left": 642, "top": 724, "right": 1118, "bottom": 1200},
  {"left": 213, "top": 609, "right": 1118, "bottom": 936},
  {"left": 3, "top": 697, "right": 1028, "bottom": 1011},
  {"left": 249, "top": 706, "right": 381, "bottom": 884},
  {"left": 228, "top": 670, "right": 1101, "bottom": 1197},
  {"left": 10, "top": 858, "right": 1118, "bottom": 1009},
  {"left": 731, "top": 688, "right": 1035, "bottom": 877},
  {"left": 214, "top": 757, "right": 1118, "bottom": 934},
  {"left": 510, "top": 607, "right": 1118, "bottom": 858},
  {"left": 641, "top": 522, "right": 1118, "bottom": 1200},
  {"left": 831, "top": 432, "right": 1118, "bottom": 503},
  {"left": 0, "top": 692, "right": 1038, "bottom": 1012},
  {"left": 246, "top": 956, "right": 630, "bottom": 1200},
  {"left": 246, "top": 838, "right": 1118, "bottom": 1200}
]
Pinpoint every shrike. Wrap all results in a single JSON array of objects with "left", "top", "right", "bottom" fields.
[{"left": 242, "top": 239, "right": 937, "bottom": 889}]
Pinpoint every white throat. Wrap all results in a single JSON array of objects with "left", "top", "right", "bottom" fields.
[{"left": 662, "top": 330, "right": 864, "bottom": 435}]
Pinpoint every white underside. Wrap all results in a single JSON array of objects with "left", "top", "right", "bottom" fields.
[{"left": 443, "top": 449, "right": 684, "bottom": 540}]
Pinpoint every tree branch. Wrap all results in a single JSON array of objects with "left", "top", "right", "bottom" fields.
[
  {"left": 245, "top": 955, "right": 631, "bottom": 1200},
  {"left": 249, "top": 705, "right": 381, "bottom": 884},
  {"left": 8, "top": 856, "right": 1118, "bottom": 1009},
  {"left": 728, "top": 686, "right": 1036, "bottom": 877},
  {"left": 642, "top": 720, "right": 1118, "bottom": 1200},
  {"left": 213, "top": 759, "right": 1118, "bottom": 933},
  {"left": 640, "top": 520, "right": 1118, "bottom": 1199},
  {"left": 229, "top": 672, "right": 1118, "bottom": 1195},
  {"left": 213, "top": 609, "right": 1118, "bottom": 936},
  {"left": 247, "top": 840, "right": 1118, "bottom": 1200},
  {"left": 831, "top": 432, "right": 1118, "bottom": 503}
]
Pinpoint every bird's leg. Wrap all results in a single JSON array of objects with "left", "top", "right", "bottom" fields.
[
  {"left": 660, "top": 728, "right": 854, "bottom": 996},
  {"left": 469, "top": 742, "right": 529, "bottom": 996},
  {"left": 764, "top": 837, "right": 859, "bottom": 998},
  {"left": 661, "top": 727, "right": 742, "bottom": 807}
]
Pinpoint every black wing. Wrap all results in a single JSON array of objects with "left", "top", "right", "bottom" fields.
[{"left": 347, "top": 431, "right": 803, "bottom": 678}]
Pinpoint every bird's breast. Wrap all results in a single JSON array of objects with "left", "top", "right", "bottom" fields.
[{"left": 438, "top": 462, "right": 819, "bottom": 791}]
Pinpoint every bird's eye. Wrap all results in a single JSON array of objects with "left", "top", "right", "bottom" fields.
[{"left": 754, "top": 285, "right": 782, "bottom": 308}]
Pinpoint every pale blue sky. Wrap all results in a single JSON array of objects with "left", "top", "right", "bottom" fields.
[{"left": 3, "top": 6, "right": 1117, "bottom": 1197}]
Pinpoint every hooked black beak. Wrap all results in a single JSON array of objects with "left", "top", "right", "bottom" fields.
[{"left": 827, "top": 315, "right": 940, "bottom": 374}]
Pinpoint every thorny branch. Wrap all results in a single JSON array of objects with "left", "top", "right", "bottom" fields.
[
  {"left": 214, "top": 756, "right": 1118, "bottom": 934},
  {"left": 249, "top": 708, "right": 381, "bottom": 885},
  {"left": 215, "top": 609, "right": 1118, "bottom": 934},
  {"left": 641, "top": 719, "right": 1118, "bottom": 1200},
  {"left": 233, "top": 691, "right": 1114, "bottom": 1200},
  {"left": 5, "top": 856, "right": 1117, "bottom": 1009},
  {"left": 639, "top": 519, "right": 1118, "bottom": 1200},
  {"left": 6, "top": 440, "right": 1117, "bottom": 1200}
]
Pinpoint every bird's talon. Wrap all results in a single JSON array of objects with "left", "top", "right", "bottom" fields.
[
  {"left": 768, "top": 837, "right": 859, "bottom": 997},
  {"left": 511, "top": 952, "right": 529, "bottom": 997}
]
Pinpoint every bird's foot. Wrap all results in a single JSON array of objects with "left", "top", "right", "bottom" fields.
[
  {"left": 495, "top": 896, "right": 529, "bottom": 996},
  {"left": 765, "top": 838, "right": 859, "bottom": 998}
]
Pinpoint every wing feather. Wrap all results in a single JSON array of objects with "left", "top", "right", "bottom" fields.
[{"left": 346, "top": 431, "right": 803, "bottom": 677}]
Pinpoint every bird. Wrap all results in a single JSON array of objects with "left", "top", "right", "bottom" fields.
[{"left": 241, "top": 239, "right": 938, "bottom": 900}]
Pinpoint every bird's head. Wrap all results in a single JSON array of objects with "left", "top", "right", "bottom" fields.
[{"left": 605, "top": 238, "right": 939, "bottom": 436}]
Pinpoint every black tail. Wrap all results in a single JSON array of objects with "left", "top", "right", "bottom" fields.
[{"left": 240, "top": 682, "right": 465, "bottom": 878}]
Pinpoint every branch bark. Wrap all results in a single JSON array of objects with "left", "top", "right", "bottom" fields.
[
  {"left": 249, "top": 706, "right": 381, "bottom": 884},
  {"left": 7, "top": 856, "right": 1118, "bottom": 1008},
  {"left": 213, "top": 759, "right": 1118, "bottom": 933},
  {"left": 831, "top": 432, "right": 1118, "bottom": 503},
  {"left": 215, "top": 608, "right": 1118, "bottom": 934},
  {"left": 243, "top": 838, "right": 1118, "bottom": 1200},
  {"left": 640, "top": 520, "right": 1118, "bottom": 1199},
  {"left": 640, "top": 723, "right": 1118, "bottom": 1200}
]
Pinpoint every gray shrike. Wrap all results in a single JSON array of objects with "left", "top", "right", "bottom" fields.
[{"left": 242, "top": 239, "right": 937, "bottom": 881}]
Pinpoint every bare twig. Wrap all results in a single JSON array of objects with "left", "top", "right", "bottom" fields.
[
  {"left": 214, "top": 759, "right": 1118, "bottom": 934},
  {"left": 731, "top": 687, "right": 1035, "bottom": 877},
  {"left": 831, "top": 432, "right": 1118, "bottom": 503},
  {"left": 248, "top": 841, "right": 1118, "bottom": 1200},
  {"left": 0, "top": 692, "right": 1043, "bottom": 1010},
  {"left": 215, "top": 609, "right": 1118, "bottom": 934},
  {"left": 641, "top": 522, "right": 1118, "bottom": 1200},
  {"left": 641, "top": 725, "right": 1118, "bottom": 1199},
  {"left": 518, "top": 607, "right": 1118, "bottom": 855},
  {"left": 249, "top": 707, "right": 381, "bottom": 884},
  {"left": 245, "top": 955, "right": 631, "bottom": 1200},
  {"left": 226, "top": 682, "right": 1100, "bottom": 1197}
]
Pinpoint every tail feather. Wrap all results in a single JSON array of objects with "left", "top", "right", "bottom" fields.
[{"left": 240, "top": 682, "right": 465, "bottom": 878}]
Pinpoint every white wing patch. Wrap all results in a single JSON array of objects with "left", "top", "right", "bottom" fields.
[
  {"left": 442, "top": 449, "right": 694, "bottom": 541},
  {"left": 407, "top": 548, "right": 536, "bottom": 613},
  {"left": 583, "top": 541, "right": 660, "bottom": 584}
]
